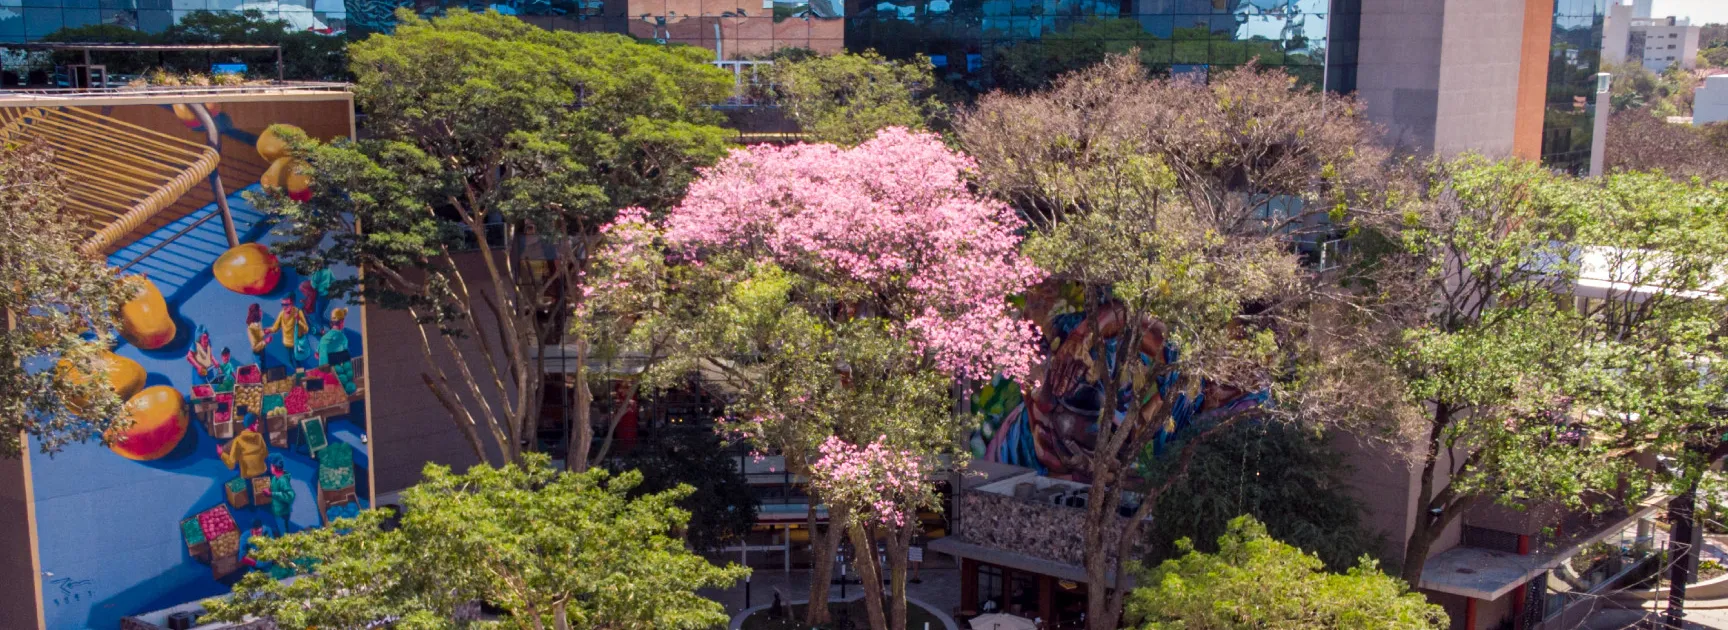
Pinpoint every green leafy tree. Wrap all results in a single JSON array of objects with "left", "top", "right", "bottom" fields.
[
  {"left": 959, "top": 56, "right": 1399, "bottom": 630},
  {"left": 205, "top": 453, "right": 748, "bottom": 630},
  {"left": 615, "top": 431, "right": 759, "bottom": 554},
  {"left": 1605, "top": 61, "right": 1689, "bottom": 114},
  {"left": 1142, "top": 421, "right": 1380, "bottom": 572},
  {"left": 1127, "top": 516, "right": 1447, "bottom": 630},
  {"left": 1349, "top": 155, "right": 1619, "bottom": 586},
  {"left": 1561, "top": 172, "right": 1728, "bottom": 625},
  {"left": 766, "top": 50, "right": 946, "bottom": 146},
  {"left": 0, "top": 142, "right": 134, "bottom": 457},
  {"left": 257, "top": 10, "right": 733, "bottom": 472},
  {"left": 1350, "top": 158, "right": 1728, "bottom": 596}
]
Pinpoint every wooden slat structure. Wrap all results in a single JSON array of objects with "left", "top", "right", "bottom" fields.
[{"left": 0, "top": 106, "right": 220, "bottom": 254}]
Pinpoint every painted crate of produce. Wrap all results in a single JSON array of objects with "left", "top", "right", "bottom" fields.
[
  {"left": 235, "top": 364, "right": 263, "bottom": 385},
  {"left": 318, "top": 464, "right": 354, "bottom": 491},
  {"left": 285, "top": 386, "right": 310, "bottom": 414},
  {"left": 261, "top": 393, "right": 286, "bottom": 417},
  {"left": 180, "top": 517, "right": 210, "bottom": 563},
  {"left": 251, "top": 476, "right": 272, "bottom": 506},
  {"left": 263, "top": 377, "right": 293, "bottom": 396},
  {"left": 233, "top": 383, "right": 264, "bottom": 418},
  {"left": 225, "top": 477, "right": 249, "bottom": 509},
  {"left": 197, "top": 505, "right": 237, "bottom": 541}
]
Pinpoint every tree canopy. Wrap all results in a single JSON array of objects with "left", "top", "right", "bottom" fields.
[
  {"left": 205, "top": 453, "right": 747, "bottom": 630},
  {"left": 765, "top": 50, "right": 947, "bottom": 146},
  {"left": 1127, "top": 516, "right": 1447, "bottom": 630},
  {"left": 1142, "top": 421, "right": 1380, "bottom": 573},
  {"left": 0, "top": 143, "right": 134, "bottom": 457},
  {"left": 958, "top": 55, "right": 1398, "bottom": 630},
  {"left": 257, "top": 9, "right": 734, "bottom": 470},
  {"left": 606, "top": 126, "right": 1042, "bottom": 628}
]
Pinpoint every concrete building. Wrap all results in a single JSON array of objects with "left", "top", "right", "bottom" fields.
[
  {"left": 1695, "top": 74, "right": 1728, "bottom": 125},
  {"left": 1604, "top": 0, "right": 1702, "bottom": 72}
]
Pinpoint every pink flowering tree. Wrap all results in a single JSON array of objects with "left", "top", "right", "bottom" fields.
[
  {"left": 615, "top": 127, "right": 1044, "bottom": 628},
  {"left": 805, "top": 435, "right": 942, "bottom": 628}
]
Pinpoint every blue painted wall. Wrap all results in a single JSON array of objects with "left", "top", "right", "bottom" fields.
[{"left": 29, "top": 187, "right": 369, "bottom": 629}]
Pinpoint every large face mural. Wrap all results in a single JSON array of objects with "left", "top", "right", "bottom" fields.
[
  {"left": 969, "top": 279, "right": 1266, "bottom": 482},
  {"left": 1, "top": 95, "right": 366, "bottom": 629}
]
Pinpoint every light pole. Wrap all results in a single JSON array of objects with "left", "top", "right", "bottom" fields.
[{"left": 1589, "top": 71, "right": 1612, "bottom": 178}]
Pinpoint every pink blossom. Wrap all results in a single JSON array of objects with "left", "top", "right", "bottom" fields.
[
  {"left": 808, "top": 435, "right": 933, "bottom": 529},
  {"left": 661, "top": 127, "right": 1045, "bottom": 381}
]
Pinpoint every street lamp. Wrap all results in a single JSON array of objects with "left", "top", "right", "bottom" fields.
[{"left": 1589, "top": 72, "right": 1612, "bottom": 178}]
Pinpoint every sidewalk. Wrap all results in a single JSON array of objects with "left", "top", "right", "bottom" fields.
[
  {"left": 1582, "top": 607, "right": 1728, "bottom": 629},
  {"left": 702, "top": 554, "right": 965, "bottom": 619}
]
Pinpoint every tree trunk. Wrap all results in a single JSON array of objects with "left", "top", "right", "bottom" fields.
[
  {"left": 1665, "top": 481, "right": 1700, "bottom": 630},
  {"left": 1400, "top": 406, "right": 1451, "bottom": 586},
  {"left": 568, "top": 339, "right": 593, "bottom": 472},
  {"left": 1082, "top": 466, "right": 1118, "bottom": 630},
  {"left": 806, "top": 503, "right": 847, "bottom": 626},
  {"left": 1400, "top": 516, "right": 1439, "bottom": 587},
  {"left": 848, "top": 523, "right": 888, "bottom": 630},
  {"left": 885, "top": 525, "right": 913, "bottom": 630}
]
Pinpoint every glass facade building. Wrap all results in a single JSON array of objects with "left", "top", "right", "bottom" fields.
[
  {"left": 1, "top": 0, "right": 1330, "bottom": 91},
  {"left": 846, "top": 0, "right": 1333, "bottom": 91},
  {"left": 1543, "top": 0, "right": 1608, "bottom": 174}
]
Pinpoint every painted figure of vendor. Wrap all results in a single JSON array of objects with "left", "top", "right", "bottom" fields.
[
  {"left": 239, "top": 518, "right": 293, "bottom": 579},
  {"left": 317, "top": 308, "right": 356, "bottom": 394},
  {"left": 265, "top": 453, "right": 296, "bottom": 536},
  {"left": 186, "top": 325, "right": 217, "bottom": 383},
  {"left": 247, "top": 304, "right": 275, "bottom": 369},
  {"left": 268, "top": 296, "right": 311, "bottom": 367},
  {"left": 219, "top": 413, "right": 269, "bottom": 480}
]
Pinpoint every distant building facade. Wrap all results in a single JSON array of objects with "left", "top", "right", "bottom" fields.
[{"left": 1604, "top": 0, "right": 1701, "bottom": 73}]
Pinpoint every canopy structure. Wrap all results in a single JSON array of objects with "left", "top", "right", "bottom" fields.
[
  {"left": 969, "top": 613, "right": 1037, "bottom": 630},
  {"left": 0, "top": 43, "right": 287, "bottom": 83},
  {"left": 0, "top": 106, "right": 220, "bottom": 253}
]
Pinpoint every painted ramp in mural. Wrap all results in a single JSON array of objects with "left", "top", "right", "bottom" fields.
[{"left": 6, "top": 92, "right": 364, "bottom": 630}]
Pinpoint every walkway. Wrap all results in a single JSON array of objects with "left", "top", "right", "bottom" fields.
[{"left": 703, "top": 553, "right": 965, "bottom": 620}]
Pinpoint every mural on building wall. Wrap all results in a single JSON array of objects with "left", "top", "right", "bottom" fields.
[
  {"left": 969, "top": 279, "right": 1266, "bottom": 481},
  {"left": 1, "top": 97, "right": 366, "bottom": 630}
]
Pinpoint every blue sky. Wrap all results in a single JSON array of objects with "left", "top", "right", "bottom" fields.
[{"left": 1653, "top": 0, "right": 1728, "bottom": 25}]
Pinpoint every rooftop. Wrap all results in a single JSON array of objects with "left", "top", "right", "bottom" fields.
[
  {"left": 0, "top": 82, "right": 351, "bottom": 106},
  {"left": 1418, "top": 499, "right": 1664, "bottom": 600}
]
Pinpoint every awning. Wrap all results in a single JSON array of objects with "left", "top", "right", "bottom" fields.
[
  {"left": 0, "top": 106, "right": 219, "bottom": 254},
  {"left": 969, "top": 613, "right": 1036, "bottom": 630},
  {"left": 1418, "top": 500, "right": 1664, "bottom": 600}
]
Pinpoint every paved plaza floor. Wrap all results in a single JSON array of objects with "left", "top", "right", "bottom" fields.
[{"left": 703, "top": 552, "right": 966, "bottom": 621}]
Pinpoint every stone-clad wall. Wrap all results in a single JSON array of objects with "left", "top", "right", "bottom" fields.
[{"left": 955, "top": 490, "right": 1138, "bottom": 567}]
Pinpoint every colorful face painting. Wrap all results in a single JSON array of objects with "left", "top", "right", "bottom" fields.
[
  {"left": 2, "top": 93, "right": 368, "bottom": 630},
  {"left": 969, "top": 279, "right": 1268, "bottom": 482}
]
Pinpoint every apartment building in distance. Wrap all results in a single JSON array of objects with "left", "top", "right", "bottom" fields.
[{"left": 1603, "top": 0, "right": 1702, "bottom": 72}]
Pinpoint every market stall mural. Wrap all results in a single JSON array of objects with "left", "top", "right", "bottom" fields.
[
  {"left": 1, "top": 96, "right": 365, "bottom": 630},
  {"left": 969, "top": 279, "right": 1266, "bottom": 481}
]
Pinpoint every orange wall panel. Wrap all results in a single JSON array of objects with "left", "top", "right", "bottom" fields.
[{"left": 1514, "top": 0, "right": 1553, "bottom": 160}]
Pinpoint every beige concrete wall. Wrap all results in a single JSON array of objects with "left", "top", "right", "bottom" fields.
[
  {"left": 1473, "top": 588, "right": 1517, "bottom": 629},
  {"left": 1329, "top": 424, "right": 1471, "bottom": 573},
  {"left": 1354, "top": 0, "right": 1529, "bottom": 158},
  {"left": 0, "top": 453, "right": 42, "bottom": 630},
  {"left": 1329, "top": 430, "right": 1417, "bottom": 567},
  {"left": 1432, "top": 0, "right": 1526, "bottom": 157},
  {"left": 1355, "top": 0, "right": 1447, "bottom": 153}
]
